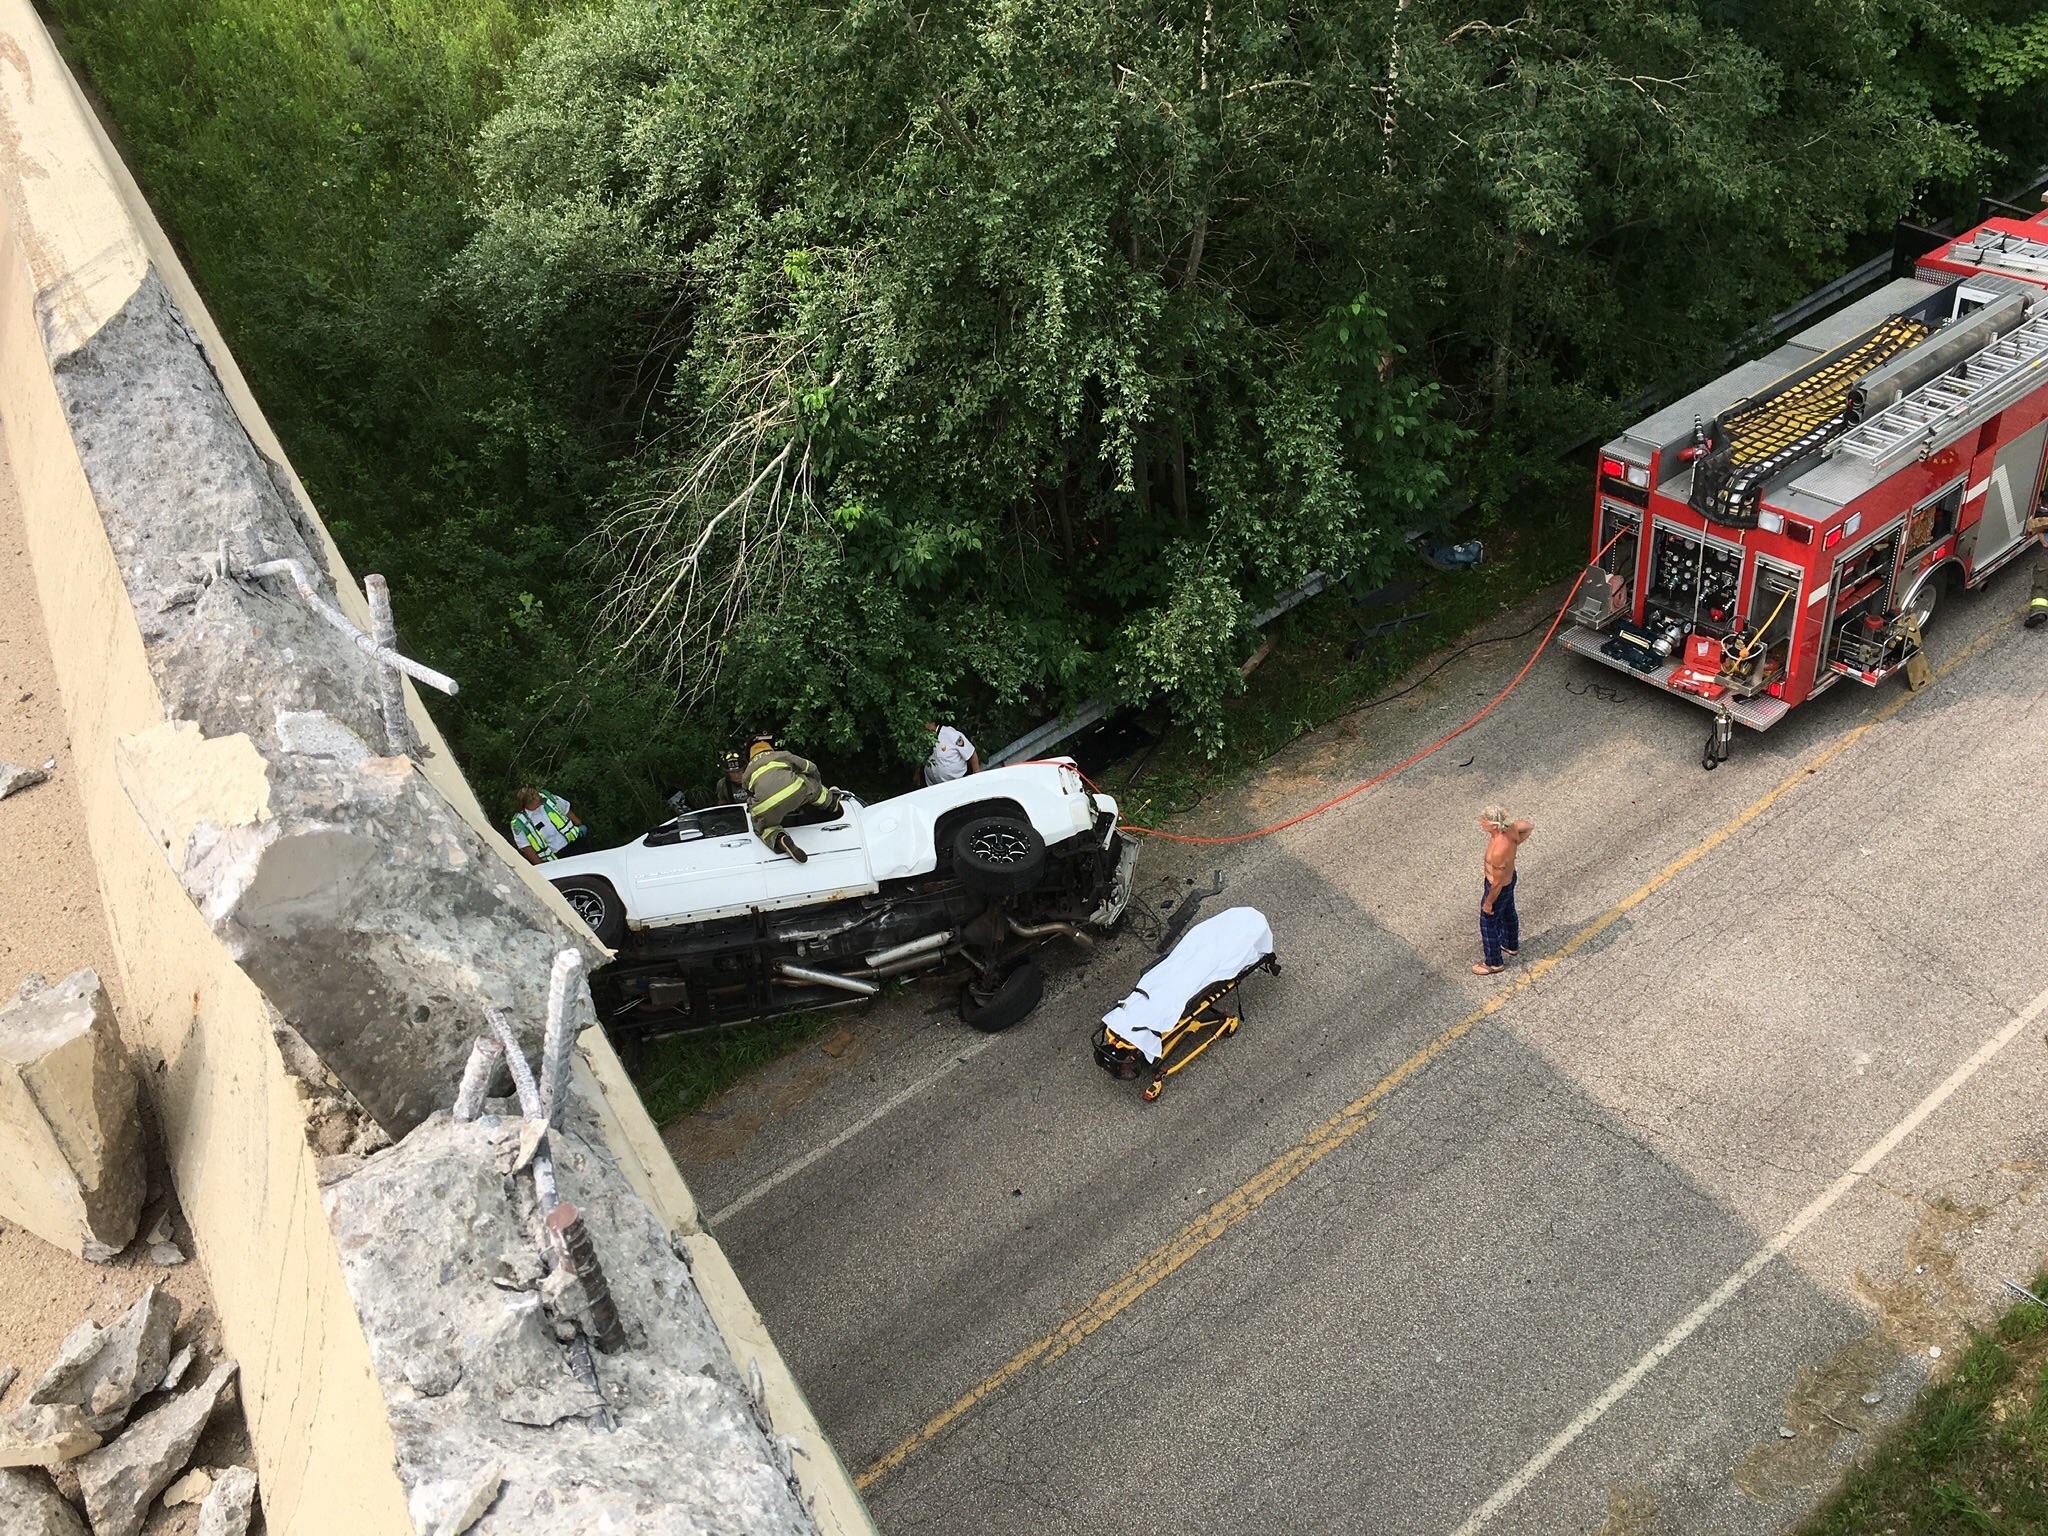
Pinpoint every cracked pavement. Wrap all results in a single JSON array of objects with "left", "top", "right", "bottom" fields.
[{"left": 666, "top": 563, "right": 2048, "bottom": 1535}]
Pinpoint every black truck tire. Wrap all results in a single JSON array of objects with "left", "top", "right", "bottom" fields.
[
  {"left": 959, "top": 958, "right": 1044, "bottom": 1033},
  {"left": 950, "top": 815, "right": 1047, "bottom": 897},
  {"left": 552, "top": 875, "right": 627, "bottom": 948}
]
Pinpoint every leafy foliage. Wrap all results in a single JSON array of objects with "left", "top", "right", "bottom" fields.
[{"left": 44, "top": 0, "right": 2048, "bottom": 829}]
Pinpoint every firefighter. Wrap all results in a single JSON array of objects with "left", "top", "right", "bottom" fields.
[
  {"left": 510, "top": 785, "right": 586, "bottom": 865},
  {"left": 725, "top": 736, "right": 840, "bottom": 865}
]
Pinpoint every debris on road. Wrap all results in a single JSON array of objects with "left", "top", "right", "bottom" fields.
[
  {"left": 75, "top": 1361, "right": 239, "bottom": 1536},
  {"left": 0, "top": 1467, "right": 87, "bottom": 1535},
  {"left": 162, "top": 1465, "right": 212, "bottom": 1505},
  {"left": 0, "top": 970, "right": 146, "bottom": 1263},
  {"left": 0, "top": 1404, "right": 100, "bottom": 1467},
  {"left": 29, "top": 1285, "right": 180, "bottom": 1431},
  {"left": 0, "top": 760, "right": 48, "bottom": 800},
  {"left": 193, "top": 1463, "right": 258, "bottom": 1536}
]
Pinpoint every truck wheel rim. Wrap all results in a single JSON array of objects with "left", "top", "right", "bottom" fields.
[
  {"left": 969, "top": 827, "right": 1031, "bottom": 865},
  {"left": 567, "top": 890, "right": 606, "bottom": 929}
]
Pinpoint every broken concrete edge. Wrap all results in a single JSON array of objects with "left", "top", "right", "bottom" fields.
[
  {"left": 0, "top": 4, "right": 873, "bottom": 1531},
  {"left": 573, "top": 1034, "right": 877, "bottom": 1536},
  {"left": 15, "top": 0, "right": 598, "bottom": 954}
]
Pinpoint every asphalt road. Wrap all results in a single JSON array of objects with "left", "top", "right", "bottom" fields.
[{"left": 666, "top": 562, "right": 2048, "bottom": 1535}]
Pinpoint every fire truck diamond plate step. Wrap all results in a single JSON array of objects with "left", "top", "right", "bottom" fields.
[{"left": 1557, "top": 626, "right": 1791, "bottom": 731}]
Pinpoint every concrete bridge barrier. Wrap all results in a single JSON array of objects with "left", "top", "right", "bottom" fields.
[{"left": 0, "top": 5, "right": 873, "bottom": 1531}]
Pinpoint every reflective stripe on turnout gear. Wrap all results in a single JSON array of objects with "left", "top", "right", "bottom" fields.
[{"left": 743, "top": 750, "right": 829, "bottom": 829}]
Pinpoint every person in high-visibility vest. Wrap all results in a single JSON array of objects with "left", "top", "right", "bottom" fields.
[
  {"left": 724, "top": 737, "right": 839, "bottom": 865},
  {"left": 510, "top": 786, "right": 586, "bottom": 864}
]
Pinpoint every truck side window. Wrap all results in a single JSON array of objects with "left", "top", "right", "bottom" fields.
[
  {"left": 696, "top": 806, "right": 750, "bottom": 838},
  {"left": 647, "top": 804, "right": 752, "bottom": 846}
]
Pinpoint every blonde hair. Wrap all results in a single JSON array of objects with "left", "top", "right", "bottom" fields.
[{"left": 1482, "top": 805, "right": 1513, "bottom": 831}]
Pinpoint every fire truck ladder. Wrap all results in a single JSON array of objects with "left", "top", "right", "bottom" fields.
[
  {"left": 1955, "top": 228, "right": 2048, "bottom": 280},
  {"left": 1832, "top": 311, "right": 2048, "bottom": 472}
]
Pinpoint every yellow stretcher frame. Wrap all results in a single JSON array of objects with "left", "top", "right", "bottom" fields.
[{"left": 1091, "top": 957, "right": 1279, "bottom": 1103}]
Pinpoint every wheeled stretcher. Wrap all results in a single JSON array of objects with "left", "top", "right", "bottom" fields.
[{"left": 1092, "top": 907, "right": 1279, "bottom": 1101}]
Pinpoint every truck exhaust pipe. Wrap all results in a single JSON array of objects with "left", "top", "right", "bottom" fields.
[
  {"left": 775, "top": 962, "right": 880, "bottom": 997},
  {"left": 1005, "top": 916, "right": 1095, "bottom": 952},
  {"left": 864, "top": 930, "right": 955, "bottom": 969}
]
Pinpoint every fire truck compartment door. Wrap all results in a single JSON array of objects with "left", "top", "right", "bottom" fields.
[{"left": 1974, "top": 419, "right": 2048, "bottom": 570}]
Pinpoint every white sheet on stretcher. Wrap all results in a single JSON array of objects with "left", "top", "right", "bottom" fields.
[{"left": 1101, "top": 906, "right": 1275, "bottom": 1062}]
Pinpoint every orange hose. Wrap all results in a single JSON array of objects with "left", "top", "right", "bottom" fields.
[{"left": 1098, "top": 538, "right": 1620, "bottom": 846}]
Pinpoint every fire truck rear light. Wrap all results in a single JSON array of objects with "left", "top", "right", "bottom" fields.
[
  {"left": 1625, "top": 464, "right": 1649, "bottom": 488},
  {"left": 1600, "top": 457, "right": 1626, "bottom": 479},
  {"left": 1822, "top": 524, "right": 1845, "bottom": 550},
  {"left": 1757, "top": 509, "right": 1785, "bottom": 533}
]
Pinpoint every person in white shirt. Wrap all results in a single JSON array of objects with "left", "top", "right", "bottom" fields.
[{"left": 918, "top": 722, "right": 980, "bottom": 786}]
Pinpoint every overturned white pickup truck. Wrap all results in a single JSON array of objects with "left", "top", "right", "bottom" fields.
[{"left": 547, "top": 760, "right": 1139, "bottom": 1046}]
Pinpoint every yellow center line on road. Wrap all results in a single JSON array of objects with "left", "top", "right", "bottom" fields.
[{"left": 854, "top": 622, "right": 2007, "bottom": 1493}]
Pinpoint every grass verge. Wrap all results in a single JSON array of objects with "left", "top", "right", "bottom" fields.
[
  {"left": 629, "top": 1011, "right": 840, "bottom": 1127},
  {"left": 1802, "top": 1277, "right": 2048, "bottom": 1534}
]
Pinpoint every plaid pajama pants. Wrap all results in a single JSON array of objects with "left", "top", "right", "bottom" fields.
[{"left": 1480, "top": 875, "right": 1519, "bottom": 968}]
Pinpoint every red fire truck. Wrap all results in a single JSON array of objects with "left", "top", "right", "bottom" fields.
[{"left": 1561, "top": 208, "right": 2048, "bottom": 766}]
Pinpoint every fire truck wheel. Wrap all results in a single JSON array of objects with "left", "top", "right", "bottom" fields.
[{"left": 1905, "top": 577, "right": 1941, "bottom": 633}]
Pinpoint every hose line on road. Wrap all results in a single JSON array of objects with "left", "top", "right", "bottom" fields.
[{"left": 1112, "top": 532, "right": 1624, "bottom": 846}]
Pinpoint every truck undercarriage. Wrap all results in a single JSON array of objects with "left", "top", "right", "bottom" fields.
[{"left": 593, "top": 824, "right": 1138, "bottom": 1052}]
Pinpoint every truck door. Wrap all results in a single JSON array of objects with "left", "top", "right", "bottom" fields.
[
  {"left": 756, "top": 807, "right": 874, "bottom": 909},
  {"left": 625, "top": 805, "right": 765, "bottom": 922},
  {"left": 1971, "top": 418, "right": 2048, "bottom": 573}
]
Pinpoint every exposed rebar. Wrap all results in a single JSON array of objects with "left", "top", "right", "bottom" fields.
[
  {"left": 538, "top": 949, "right": 584, "bottom": 1127},
  {"left": 548, "top": 1202, "right": 627, "bottom": 1355},
  {"left": 484, "top": 1006, "right": 558, "bottom": 1210},
  {"left": 363, "top": 574, "right": 419, "bottom": 753},
  {"left": 231, "top": 534, "right": 458, "bottom": 695},
  {"left": 452, "top": 1035, "right": 505, "bottom": 1122}
]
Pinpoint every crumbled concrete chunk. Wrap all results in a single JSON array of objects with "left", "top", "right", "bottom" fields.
[
  {"left": 0, "top": 1404, "right": 100, "bottom": 1467},
  {"left": 0, "top": 761, "right": 48, "bottom": 800},
  {"left": 0, "top": 1365, "right": 17, "bottom": 1401},
  {"left": 0, "top": 1467, "right": 88, "bottom": 1535},
  {"left": 31, "top": 1287, "right": 179, "bottom": 1432},
  {"left": 158, "top": 1346, "right": 195, "bottom": 1395},
  {"left": 327, "top": 1115, "right": 816, "bottom": 1533},
  {"left": 193, "top": 1465, "right": 257, "bottom": 1536},
  {"left": 0, "top": 971, "right": 145, "bottom": 1262},
  {"left": 162, "top": 1465, "right": 212, "bottom": 1505},
  {"left": 411, "top": 1460, "right": 500, "bottom": 1536},
  {"left": 148, "top": 1242, "right": 186, "bottom": 1267},
  {"left": 75, "top": 1362, "right": 236, "bottom": 1536}
]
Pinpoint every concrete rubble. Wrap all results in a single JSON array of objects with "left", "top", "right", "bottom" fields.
[
  {"left": 0, "top": 1404, "right": 99, "bottom": 1467},
  {"left": 162, "top": 1465, "right": 211, "bottom": 1505},
  {"left": 326, "top": 1100, "right": 818, "bottom": 1535},
  {"left": 75, "top": 1361, "right": 237, "bottom": 1536},
  {"left": 0, "top": 1467, "right": 88, "bottom": 1536},
  {"left": 0, "top": 1274, "right": 256, "bottom": 1536},
  {"left": 0, "top": 760, "right": 49, "bottom": 799},
  {"left": 62, "top": 272, "right": 602, "bottom": 1138},
  {"left": 194, "top": 1464, "right": 257, "bottom": 1536},
  {"left": 0, "top": 970, "right": 146, "bottom": 1262},
  {"left": 30, "top": 1286, "right": 180, "bottom": 1431}
]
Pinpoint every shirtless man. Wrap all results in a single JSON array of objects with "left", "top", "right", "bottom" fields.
[{"left": 1475, "top": 805, "right": 1534, "bottom": 976}]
